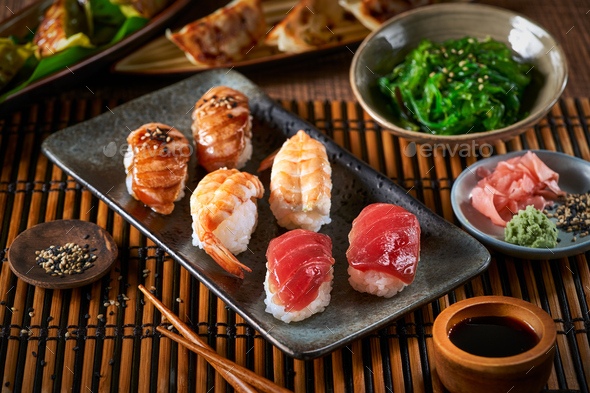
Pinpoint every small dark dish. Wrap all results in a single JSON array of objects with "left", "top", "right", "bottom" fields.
[
  {"left": 42, "top": 69, "right": 490, "bottom": 360},
  {"left": 8, "top": 219, "right": 118, "bottom": 289},
  {"left": 433, "top": 296, "right": 556, "bottom": 393},
  {"left": 350, "top": 3, "right": 567, "bottom": 145},
  {"left": 451, "top": 150, "right": 590, "bottom": 259}
]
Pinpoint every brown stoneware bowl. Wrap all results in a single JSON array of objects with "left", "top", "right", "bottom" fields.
[
  {"left": 433, "top": 296, "right": 556, "bottom": 393},
  {"left": 350, "top": 3, "right": 568, "bottom": 146}
]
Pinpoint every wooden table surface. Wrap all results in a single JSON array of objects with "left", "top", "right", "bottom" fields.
[{"left": 1, "top": 0, "right": 589, "bottom": 104}]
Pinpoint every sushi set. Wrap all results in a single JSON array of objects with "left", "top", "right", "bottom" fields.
[{"left": 42, "top": 69, "right": 490, "bottom": 359}]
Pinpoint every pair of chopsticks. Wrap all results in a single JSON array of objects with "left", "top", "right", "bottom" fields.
[{"left": 138, "top": 285, "right": 291, "bottom": 393}]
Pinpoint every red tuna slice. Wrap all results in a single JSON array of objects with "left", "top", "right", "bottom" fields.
[
  {"left": 266, "top": 229, "right": 334, "bottom": 312},
  {"left": 347, "top": 204, "right": 421, "bottom": 284}
]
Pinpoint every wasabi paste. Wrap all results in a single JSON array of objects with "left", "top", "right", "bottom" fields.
[{"left": 505, "top": 205, "right": 558, "bottom": 248}]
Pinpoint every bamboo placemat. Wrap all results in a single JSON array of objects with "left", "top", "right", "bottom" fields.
[{"left": 0, "top": 98, "right": 589, "bottom": 393}]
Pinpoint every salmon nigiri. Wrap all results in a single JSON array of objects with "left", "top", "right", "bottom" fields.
[
  {"left": 347, "top": 203, "right": 420, "bottom": 298},
  {"left": 264, "top": 229, "right": 334, "bottom": 323},
  {"left": 192, "top": 86, "right": 253, "bottom": 172},
  {"left": 125, "top": 123, "right": 190, "bottom": 215}
]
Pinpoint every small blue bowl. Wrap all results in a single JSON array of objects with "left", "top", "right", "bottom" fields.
[{"left": 451, "top": 150, "right": 590, "bottom": 259}]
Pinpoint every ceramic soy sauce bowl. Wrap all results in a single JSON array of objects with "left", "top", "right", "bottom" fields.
[{"left": 433, "top": 296, "right": 556, "bottom": 393}]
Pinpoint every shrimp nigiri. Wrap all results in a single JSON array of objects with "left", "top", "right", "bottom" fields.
[
  {"left": 190, "top": 168, "right": 264, "bottom": 278},
  {"left": 192, "top": 86, "right": 253, "bottom": 172},
  {"left": 125, "top": 123, "right": 190, "bottom": 215},
  {"left": 258, "top": 130, "right": 332, "bottom": 232}
]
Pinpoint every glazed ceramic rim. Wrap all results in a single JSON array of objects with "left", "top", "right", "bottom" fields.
[
  {"left": 433, "top": 296, "right": 556, "bottom": 369},
  {"left": 450, "top": 150, "right": 590, "bottom": 259},
  {"left": 349, "top": 3, "right": 568, "bottom": 143}
]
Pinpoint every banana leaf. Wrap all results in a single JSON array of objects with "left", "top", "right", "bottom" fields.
[{"left": 0, "top": 16, "right": 148, "bottom": 104}]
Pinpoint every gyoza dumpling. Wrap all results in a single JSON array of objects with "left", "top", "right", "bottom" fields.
[
  {"left": 110, "top": 0, "right": 172, "bottom": 18},
  {"left": 0, "top": 39, "right": 35, "bottom": 90},
  {"left": 339, "top": 0, "right": 430, "bottom": 31},
  {"left": 167, "top": 0, "right": 266, "bottom": 66},
  {"left": 264, "top": 0, "right": 347, "bottom": 53},
  {"left": 33, "top": 0, "right": 92, "bottom": 58}
]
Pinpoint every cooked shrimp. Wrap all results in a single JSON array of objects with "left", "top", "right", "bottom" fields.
[
  {"left": 261, "top": 130, "right": 332, "bottom": 232},
  {"left": 190, "top": 168, "right": 264, "bottom": 278}
]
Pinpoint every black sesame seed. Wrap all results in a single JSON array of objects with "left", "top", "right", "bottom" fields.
[
  {"left": 0, "top": 301, "right": 5, "bottom": 306},
  {"left": 47, "top": 316, "right": 54, "bottom": 322},
  {"left": 109, "top": 311, "right": 114, "bottom": 316},
  {"left": 140, "top": 299, "right": 145, "bottom": 306},
  {"left": 109, "top": 359, "right": 115, "bottom": 366},
  {"left": 83, "top": 235, "right": 89, "bottom": 239},
  {"left": 28, "top": 307, "right": 34, "bottom": 312},
  {"left": 146, "top": 328, "right": 150, "bottom": 334},
  {"left": 227, "top": 114, "right": 233, "bottom": 118},
  {"left": 115, "top": 268, "right": 120, "bottom": 272},
  {"left": 4, "top": 382, "right": 8, "bottom": 387},
  {"left": 94, "top": 372, "right": 101, "bottom": 378},
  {"left": 32, "top": 351, "right": 37, "bottom": 357},
  {"left": 73, "top": 346, "right": 79, "bottom": 351},
  {"left": 232, "top": 102, "right": 238, "bottom": 108},
  {"left": 85, "top": 314, "right": 90, "bottom": 319},
  {"left": 40, "top": 360, "right": 46, "bottom": 366},
  {"left": 90, "top": 248, "right": 97, "bottom": 252},
  {"left": 51, "top": 374, "right": 56, "bottom": 380}
]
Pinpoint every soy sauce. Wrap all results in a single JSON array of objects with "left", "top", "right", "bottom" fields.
[{"left": 448, "top": 316, "right": 539, "bottom": 358}]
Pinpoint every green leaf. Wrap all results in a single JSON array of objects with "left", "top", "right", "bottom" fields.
[{"left": 0, "top": 15, "right": 148, "bottom": 104}]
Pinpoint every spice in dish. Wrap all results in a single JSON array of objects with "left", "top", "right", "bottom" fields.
[
  {"left": 35, "top": 242, "right": 96, "bottom": 276},
  {"left": 378, "top": 37, "right": 533, "bottom": 135},
  {"left": 504, "top": 205, "right": 558, "bottom": 248},
  {"left": 547, "top": 192, "right": 590, "bottom": 241}
]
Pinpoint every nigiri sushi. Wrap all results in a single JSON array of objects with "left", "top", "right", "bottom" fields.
[
  {"left": 347, "top": 203, "right": 420, "bottom": 298},
  {"left": 259, "top": 130, "right": 332, "bottom": 232},
  {"left": 191, "top": 168, "right": 264, "bottom": 278},
  {"left": 192, "top": 86, "right": 253, "bottom": 172},
  {"left": 124, "top": 123, "right": 190, "bottom": 215},
  {"left": 264, "top": 229, "right": 334, "bottom": 323}
]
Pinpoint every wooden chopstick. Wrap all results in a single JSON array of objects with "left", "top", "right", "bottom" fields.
[
  {"left": 138, "top": 285, "right": 292, "bottom": 393},
  {"left": 157, "top": 327, "right": 293, "bottom": 393},
  {"left": 138, "top": 285, "right": 257, "bottom": 393}
]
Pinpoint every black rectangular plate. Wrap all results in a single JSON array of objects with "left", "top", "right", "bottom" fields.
[{"left": 42, "top": 69, "right": 490, "bottom": 360}]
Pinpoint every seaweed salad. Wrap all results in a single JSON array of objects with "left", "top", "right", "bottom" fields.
[{"left": 378, "top": 37, "right": 534, "bottom": 135}]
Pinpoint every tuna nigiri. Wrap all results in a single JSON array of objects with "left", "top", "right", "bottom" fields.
[
  {"left": 259, "top": 130, "right": 332, "bottom": 232},
  {"left": 124, "top": 123, "right": 190, "bottom": 215},
  {"left": 191, "top": 168, "right": 264, "bottom": 278},
  {"left": 192, "top": 86, "right": 253, "bottom": 172},
  {"left": 265, "top": 229, "right": 334, "bottom": 323},
  {"left": 347, "top": 203, "right": 420, "bottom": 298}
]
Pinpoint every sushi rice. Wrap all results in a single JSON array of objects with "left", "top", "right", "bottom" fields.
[
  {"left": 264, "top": 269, "right": 333, "bottom": 323},
  {"left": 192, "top": 198, "right": 258, "bottom": 255},
  {"left": 124, "top": 146, "right": 188, "bottom": 206},
  {"left": 236, "top": 134, "right": 253, "bottom": 170},
  {"left": 348, "top": 266, "right": 407, "bottom": 298}
]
